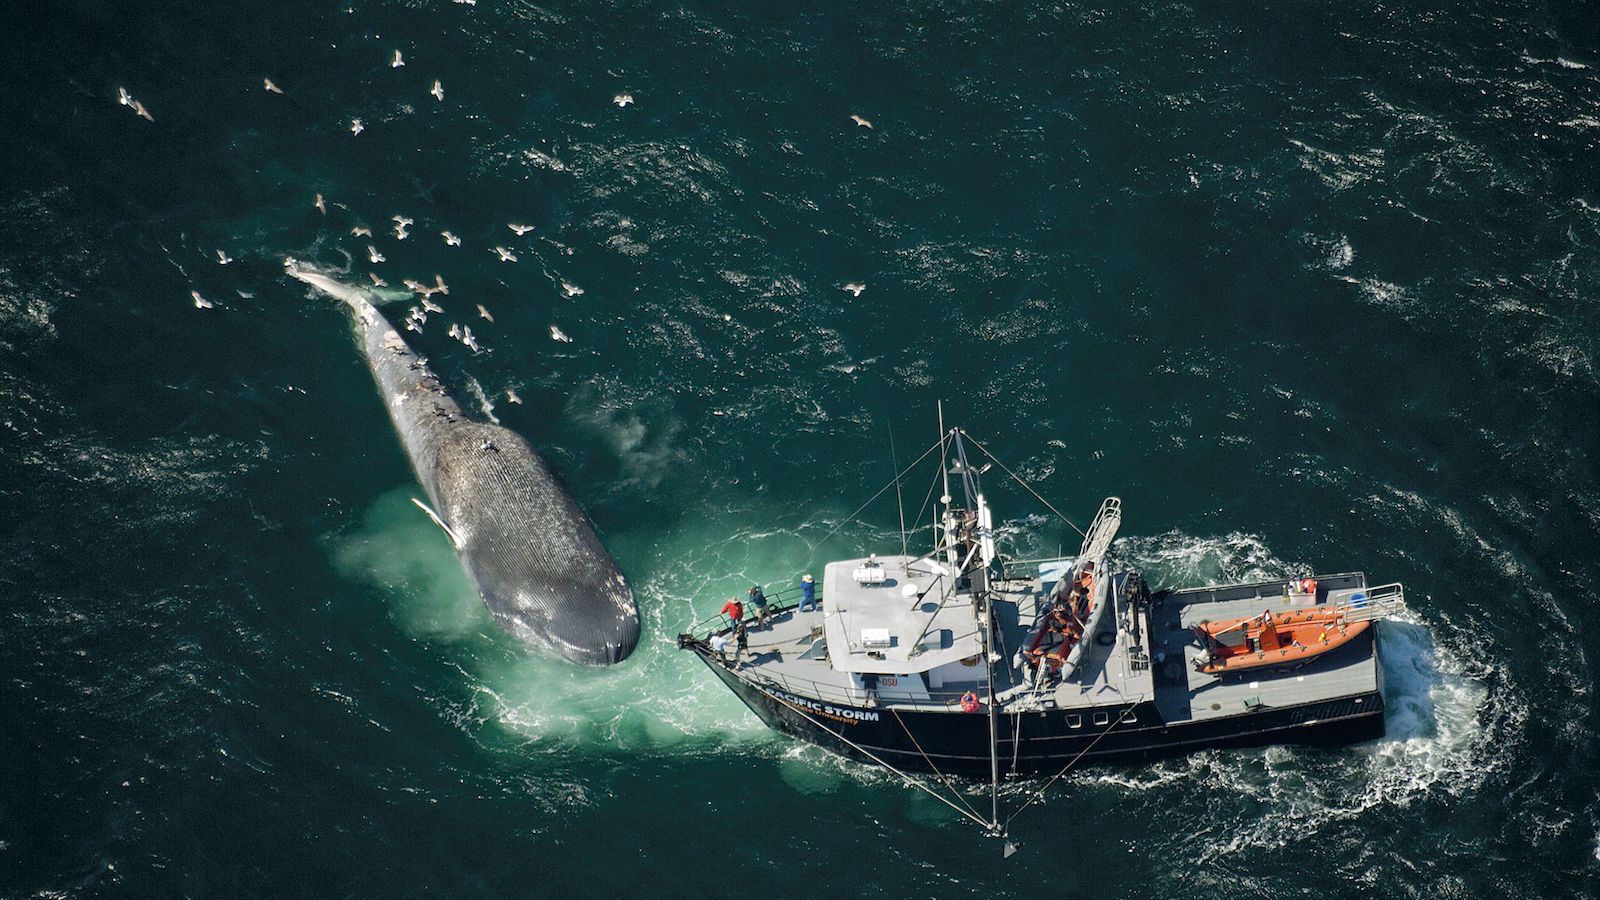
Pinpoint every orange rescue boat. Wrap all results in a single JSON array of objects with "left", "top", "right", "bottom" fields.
[{"left": 1193, "top": 606, "right": 1369, "bottom": 676}]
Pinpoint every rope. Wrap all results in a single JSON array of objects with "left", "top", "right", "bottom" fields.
[
  {"left": 815, "top": 438, "right": 944, "bottom": 547},
  {"left": 765, "top": 691, "right": 997, "bottom": 832},
  {"left": 1002, "top": 696, "right": 1144, "bottom": 828},
  {"left": 962, "top": 432, "right": 1086, "bottom": 538},
  {"left": 889, "top": 708, "right": 986, "bottom": 822}
]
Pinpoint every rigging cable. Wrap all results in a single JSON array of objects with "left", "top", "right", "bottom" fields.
[
  {"left": 813, "top": 437, "right": 944, "bottom": 547},
  {"left": 889, "top": 708, "right": 986, "bottom": 823},
  {"left": 961, "top": 431, "right": 1087, "bottom": 538},
  {"left": 1002, "top": 695, "right": 1145, "bottom": 830}
]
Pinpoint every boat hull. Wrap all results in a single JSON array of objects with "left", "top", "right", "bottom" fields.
[{"left": 698, "top": 648, "right": 1386, "bottom": 778}]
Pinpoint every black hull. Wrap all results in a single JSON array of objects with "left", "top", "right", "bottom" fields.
[{"left": 702, "top": 657, "right": 1385, "bottom": 778}]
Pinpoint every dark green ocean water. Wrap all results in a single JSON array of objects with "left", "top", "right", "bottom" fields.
[{"left": 4, "top": 0, "right": 1600, "bottom": 895}]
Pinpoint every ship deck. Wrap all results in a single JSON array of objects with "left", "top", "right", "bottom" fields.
[{"left": 700, "top": 568, "right": 1381, "bottom": 720}]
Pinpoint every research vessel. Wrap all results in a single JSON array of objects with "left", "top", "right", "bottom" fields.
[{"left": 678, "top": 424, "right": 1406, "bottom": 841}]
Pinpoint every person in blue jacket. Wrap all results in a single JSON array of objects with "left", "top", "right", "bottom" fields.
[{"left": 798, "top": 573, "right": 817, "bottom": 612}]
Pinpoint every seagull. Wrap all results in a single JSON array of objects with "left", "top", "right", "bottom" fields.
[
  {"left": 132, "top": 100, "right": 154, "bottom": 122},
  {"left": 392, "top": 216, "right": 413, "bottom": 240},
  {"left": 505, "top": 388, "right": 522, "bottom": 404},
  {"left": 352, "top": 225, "right": 372, "bottom": 237},
  {"left": 215, "top": 250, "right": 233, "bottom": 265},
  {"left": 549, "top": 325, "right": 572, "bottom": 343},
  {"left": 441, "top": 231, "right": 461, "bottom": 246},
  {"left": 314, "top": 193, "right": 327, "bottom": 215},
  {"left": 461, "top": 327, "right": 481, "bottom": 353},
  {"left": 391, "top": 50, "right": 405, "bottom": 68},
  {"left": 850, "top": 114, "right": 873, "bottom": 129},
  {"left": 191, "top": 290, "right": 214, "bottom": 309},
  {"left": 842, "top": 282, "right": 866, "bottom": 297},
  {"left": 368, "top": 245, "right": 385, "bottom": 264},
  {"left": 448, "top": 322, "right": 461, "bottom": 339},
  {"left": 431, "top": 274, "right": 449, "bottom": 295},
  {"left": 561, "top": 281, "right": 584, "bottom": 298},
  {"left": 369, "top": 272, "right": 388, "bottom": 286},
  {"left": 421, "top": 296, "right": 443, "bottom": 314},
  {"left": 403, "top": 278, "right": 427, "bottom": 294},
  {"left": 405, "top": 319, "right": 422, "bottom": 333},
  {"left": 118, "top": 87, "right": 132, "bottom": 106},
  {"left": 351, "top": 118, "right": 364, "bottom": 135},
  {"left": 430, "top": 80, "right": 444, "bottom": 101},
  {"left": 454, "top": 0, "right": 476, "bottom": 5},
  {"left": 263, "top": 78, "right": 283, "bottom": 94},
  {"left": 476, "top": 304, "right": 494, "bottom": 322},
  {"left": 613, "top": 93, "right": 634, "bottom": 108},
  {"left": 508, "top": 223, "right": 535, "bottom": 236},
  {"left": 492, "top": 246, "right": 518, "bottom": 262}
]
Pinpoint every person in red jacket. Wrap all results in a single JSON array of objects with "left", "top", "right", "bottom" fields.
[{"left": 720, "top": 597, "right": 744, "bottom": 626}]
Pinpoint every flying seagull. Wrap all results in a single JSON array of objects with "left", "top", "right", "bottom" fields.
[
  {"left": 441, "top": 231, "right": 461, "bottom": 246},
  {"left": 191, "top": 290, "right": 214, "bottom": 309},
  {"left": 842, "top": 283, "right": 866, "bottom": 297},
  {"left": 391, "top": 50, "right": 405, "bottom": 68},
  {"left": 850, "top": 114, "right": 873, "bottom": 129},
  {"left": 352, "top": 225, "right": 372, "bottom": 237},
  {"left": 351, "top": 118, "right": 364, "bottom": 135},
  {"left": 314, "top": 193, "right": 327, "bottom": 215},
  {"left": 508, "top": 223, "right": 535, "bottom": 236},
  {"left": 264, "top": 78, "right": 283, "bottom": 94},
  {"left": 476, "top": 304, "right": 494, "bottom": 322},
  {"left": 561, "top": 282, "right": 584, "bottom": 298},
  {"left": 549, "top": 325, "right": 572, "bottom": 343},
  {"left": 215, "top": 249, "right": 233, "bottom": 265},
  {"left": 431, "top": 80, "right": 444, "bottom": 101},
  {"left": 368, "top": 245, "right": 385, "bottom": 264},
  {"left": 492, "top": 246, "right": 518, "bottom": 262},
  {"left": 613, "top": 93, "right": 634, "bottom": 107},
  {"left": 392, "top": 215, "right": 413, "bottom": 240},
  {"left": 132, "top": 100, "right": 154, "bottom": 122}
]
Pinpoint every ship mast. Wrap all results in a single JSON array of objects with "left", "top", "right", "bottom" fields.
[{"left": 939, "top": 414, "right": 1006, "bottom": 844}]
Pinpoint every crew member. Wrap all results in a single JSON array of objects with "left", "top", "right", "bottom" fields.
[
  {"left": 748, "top": 585, "right": 770, "bottom": 628},
  {"left": 720, "top": 596, "right": 744, "bottom": 627},
  {"left": 798, "top": 573, "right": 817, "bottom": 612}
]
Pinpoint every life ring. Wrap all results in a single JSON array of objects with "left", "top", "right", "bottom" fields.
[
  {"left": 960, "top": 691, "right": 981, "bottom": 713},
  {"left": 1299, "top": 577, "right": 1318, "bottom": 595}
]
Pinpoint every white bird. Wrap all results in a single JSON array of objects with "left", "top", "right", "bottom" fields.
[
  {"left": 462, "top": 327, "right": 481, "bottom": 353},
  {"left": 508, "top": 223, "right": 534, "bottom": 236},
  {"left": 315, "top": 193, "right": 327, "bottom": 215},
  {"left": 405, "top": 319, "right": 422, "bottom": 333},
  {"left": 352, "top": 225, "right": 372, "bottom": 237},
  {"left": 842, "top": 282, "right": 866, "bottom": 297},
  {"left": 263, "top": 78, "right": 283, "bottom": 94},
  {"left": 368, "top": 245, "right": 385, "bottom": 264},
  {"left": 391, "top": 50, "right": 405, "bottom": 68},
  {"left": 561, "top": 281, "right": 584, "bottom": 298},
  {"left": 454, "top": 0, "right": 476, "bottom": 5},
  {"left": 505, "top": 388, "right": 522, "bottom": 404},
  {"left": 215, "top": 250, "right": 233, "bottom": 265},
  {"left": 492, "top": 246, "right": 518, "bottom": 262},
  {"left": 430, "top": 80, "right": 444, "bottom": 101},
  {"left": 613, "top": 93, "right": 634, "bottom": 108},
  {"left": 431, "top": 274, "right": 449, "bottom": 295},
  {"left": 421, "top": 296, "right": 444, "bottom": 314},
  {"left": 191, "top": 290, "right": 214, "bottom": 309},
  {"left": 403, "top": 278, "right": 427, "bottom": 293},
  {"left": 441, "top": 231, "right": 461, "bottom": 246},
  {"left": 391, "top": 215, "right": 412, "bottom": 240},
  {"left": 351, "top": 118, "right": 364, "bottom": 135},
  {"left": 448, "top": 322, "right": 461, "bottom": 339},
  {"left": 549, "top": 325, "right": 572, "bottom": 343},
  {"left": 369, "top": 272, "right": 388, "bottom": 286},
  {"left": 132, "top": 100, "right": 154, "bottom": 122},
  {"left": 850, "top": 114, "right": 873, "bottom": 129},
  {"left": 118, "top": 86, "right": 132, "bottom": 106},
  {"left": 476, "top": 304, "right": 494, "bottom": 322}
]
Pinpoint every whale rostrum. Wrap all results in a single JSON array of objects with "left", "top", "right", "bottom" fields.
[{"left": 289, "top": 262, "right": 640, "bottom": 665}]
